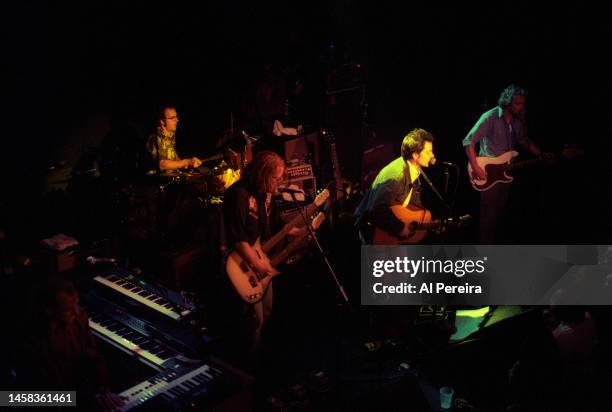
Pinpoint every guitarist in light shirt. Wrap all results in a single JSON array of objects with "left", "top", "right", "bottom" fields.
[
  {"left": 355, "top": 128, "right": 436, "bottom": 244},
  {"left": 463, "top": 85, "right": 546, "bottom": 243}
]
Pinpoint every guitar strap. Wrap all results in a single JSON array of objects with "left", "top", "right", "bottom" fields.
[
  {"left": 402, "top": 178, "right": 420, "bottom": 208},
  {"left": 402, "top": 187, "right": 413, "bottom": 208}
]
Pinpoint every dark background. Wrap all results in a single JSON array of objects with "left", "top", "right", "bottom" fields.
[
  {"left": 2, "top": 1, "right": 611, "bottom": 242},
  {"left": 2, "top": 3, "right": 612, "bottom": 409}
]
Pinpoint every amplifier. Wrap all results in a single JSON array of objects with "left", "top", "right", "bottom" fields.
[
  {"left": 286, "top": 163, "right": 314, "bottom": 181},
  {"left": 286, "top": 163, "right": 316, "bottom": 196},
  {"left": 283, "top": 132, "right": 319, "bottom": 166}
]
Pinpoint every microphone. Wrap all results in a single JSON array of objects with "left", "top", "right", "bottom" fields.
[
  {"left": 430, "top": 157, "right": 456, "bottom": 167},
  {"left": 86, "top": 256, "right": 117, "bottom": 265}
]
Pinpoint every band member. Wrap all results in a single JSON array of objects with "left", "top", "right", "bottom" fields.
[
  {"left": 146, "top": 105, "right": 202, "bottom": 171},
  {"left": 222, "top": 151, "right": 285, "bottom": 355},
  {"left": 19, "top": 278, "right": 125, "bottom": 411},
  {"left": 354, "top": 128, "right": 436, "bottom": 244},
  {"left": 463, "top": 85, "right": 545, "bottom": 243}
]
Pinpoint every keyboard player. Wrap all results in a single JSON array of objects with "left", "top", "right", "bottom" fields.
[{"left": 19, "top": 277, "right": 126, "bottom": 411}]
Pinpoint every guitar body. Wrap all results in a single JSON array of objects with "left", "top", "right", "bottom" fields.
[
  {"left": 225, "top": 239, "right": 280, "bottom": 304},
  {"left": 372, "top": 206, "right": 432, "bottom": 245},
  {"left": 468, "top": 151, "right": 518, "bottom": 191},
  {"left": 225, "top": 195, "right": 328, "bottom": 304}
]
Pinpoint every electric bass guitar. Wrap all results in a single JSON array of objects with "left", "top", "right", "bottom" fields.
[
  {"left": 467, "top": 146, "right": 583, "bottom": 191},
  {"left": 225, "top": 189, "right": 329, "bottom": 304},
  {"left": 371, "top": 205, "right": 471, "bottom": 245}
]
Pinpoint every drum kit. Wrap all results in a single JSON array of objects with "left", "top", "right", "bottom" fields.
[
  {"left": 157, "top": 161, "right": 240, "bottom": 196},
  {"left": 154, "top": 128, "right": 255, "bottom": 201}
]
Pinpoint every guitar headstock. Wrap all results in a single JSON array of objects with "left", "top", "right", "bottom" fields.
[
  {"left": 311, "top": 212, "right": 326, "bottom": 230},
  {"left": 314, "top": 189, "right": 330, "bottom": 206}
]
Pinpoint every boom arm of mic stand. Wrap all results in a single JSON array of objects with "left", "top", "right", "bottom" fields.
[
  {"left": 288, "top": 192, "right": 352, "bottom": 311},
  {"left": 419, "top": 169, "right": 451, "bottom": 212},
  {"left": 419, "top": 168, "right": 452, "bottom": 239}
]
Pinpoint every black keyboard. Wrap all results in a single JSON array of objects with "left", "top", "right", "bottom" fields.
[{"left": 93, "top": 268, "right": 195, "bottom": 321}]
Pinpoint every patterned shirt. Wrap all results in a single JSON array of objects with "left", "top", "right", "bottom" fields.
[{"left": 146, "top": 127, "right": 179, "bottom": 162}]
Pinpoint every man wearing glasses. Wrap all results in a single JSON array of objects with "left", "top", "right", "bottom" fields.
[{"left": 146, "top": 105, "right": 202, "bottom": 171}]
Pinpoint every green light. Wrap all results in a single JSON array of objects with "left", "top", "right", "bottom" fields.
[
  {"left": 139, "top": 280, "right": 146, "bottom": 286},
  {"left": 456, "top": 306, "right": 490, "bottom": 318}
]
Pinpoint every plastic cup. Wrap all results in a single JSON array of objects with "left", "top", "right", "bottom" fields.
[{"left": 440, "top": 386, "right": 454, "bottom": 410}]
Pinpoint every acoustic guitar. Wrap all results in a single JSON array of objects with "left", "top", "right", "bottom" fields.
[{"left": 372, "top": 205, "right": 471, "bottom": 245}]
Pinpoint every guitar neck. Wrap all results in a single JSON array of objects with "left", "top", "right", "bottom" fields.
[
  {"left": 414, "top": 216, "right": 470, "bottom": 231},
  {"left": 330, "top": 141, "right": 342, "bottom": 182},
  {"left": 269, "top": 211, "right": 325, "bottom": 268},
  {"left": 270, "top": 231, "right": 309, "bottom": 268},
  {"left": 507, "top": 158, "right": 544, "bottom": 172},
  {"left": 262, "top": 203, "right": 318, "bottom": 253},
  {"left": 415, "top": 221, "right": 440, "bottom": 230}
]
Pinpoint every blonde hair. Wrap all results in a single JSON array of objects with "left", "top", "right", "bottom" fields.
[{"left": 245, "top": 151, "right": 285, "bottom": 193}]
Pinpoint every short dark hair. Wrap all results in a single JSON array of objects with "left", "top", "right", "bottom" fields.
[
  {"left": 401, "top": 128, "right": 434, "bottom": 161},
  {"left": 497, "top": 84, "right": 527, "bottom": 108}
]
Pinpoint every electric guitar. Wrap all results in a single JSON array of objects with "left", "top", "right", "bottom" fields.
[
  {"left": 467, "top": 146, "right": 583, "bottom": 191},
  {"left": 225, "top": 189, "right": 329, "bottom": 304},
  {"left": 320, "top": 128, "right": 353, "bottom": 201},
  {"left": 225, "top": 212, "right": 326, "bottom": 304},
  {"left": 371, "top": 205, "right": 471, "bottom": 245}
]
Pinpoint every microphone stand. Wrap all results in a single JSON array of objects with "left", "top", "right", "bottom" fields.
[
  {"left": 443, "top": 167, "right": 450, "bottom": 197},
  {"left": 288, "top": 191, "right": 352, "bottom": 312},
  {"left": 419, "top": 167, "right": 452, "bottom": 241},
  {"left": 420, "top": 168, "right": 450, "bottom": 212}
]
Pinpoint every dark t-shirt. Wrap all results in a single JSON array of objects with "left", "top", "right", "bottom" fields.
[
  {"left": 223, "top": 179, "right": 273, "bottom": 246},
  {"left": 354, "top": 157, "right": 423, "bottom": 237}
]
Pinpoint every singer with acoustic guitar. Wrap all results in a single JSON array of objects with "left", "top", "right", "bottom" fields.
[{"left": 354, "top": 128, "right": 437, "bottom": 245}]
